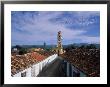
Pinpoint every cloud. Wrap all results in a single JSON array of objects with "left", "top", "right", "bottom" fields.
[{"left": 11, "top": 11, "right": 100, "bottom": 45}]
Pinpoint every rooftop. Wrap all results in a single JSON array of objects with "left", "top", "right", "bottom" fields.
[
  {"left": 11, "top": 51, "right": 54, "bottom": 75},
  {"left": 61, "top": 48, "right": 100, "bottom": 77}
]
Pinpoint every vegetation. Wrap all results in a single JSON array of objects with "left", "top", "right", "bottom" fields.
[
  {"left": 12, "top": 45, "right": 27, "bottom": 55},
  {"left": 86, "top": 44, "right": 97, "bottom": 49},
  {"left": 65, "top": 44, "right": 98, "bottom": 52},
  {"left": 19, "top": 48, "right": 27, "bottom": 55}
]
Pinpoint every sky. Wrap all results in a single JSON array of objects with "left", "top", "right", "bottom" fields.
[{"left": 11, "top": 11, "right": 100, "bottom": 45}]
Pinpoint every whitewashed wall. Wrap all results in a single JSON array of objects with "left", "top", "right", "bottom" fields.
[
  {"left": 12, "top": 54, "right": 58, "bottom": 77},
  {"left": 66, "top": 62, "right": 87, "bottom": 77},
  {"left": 26, "top": 67, "right": 31, "bottom": 77},
  {"left": 12, "top": 72, "right": 21, "bottom": 77}
]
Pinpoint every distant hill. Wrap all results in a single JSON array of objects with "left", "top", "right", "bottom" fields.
[
  {"left": 12, "top": 43, "right": 100, "bottom": 49},
  {"left": 12, "top": 45, "right": 57, "bottom": 49},
  {"left": 64, "top": 43, "right": 100, "bottom": 49}
]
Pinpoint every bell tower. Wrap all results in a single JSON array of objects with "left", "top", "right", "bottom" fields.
[{"left": 57, "top": 31, "right": 63, "bottom": 55}]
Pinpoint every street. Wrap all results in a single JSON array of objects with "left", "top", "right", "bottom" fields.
[{"left": 37, "top": 57, "right": 66, "bottom": 77}]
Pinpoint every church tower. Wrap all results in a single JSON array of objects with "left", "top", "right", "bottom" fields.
[
  {"left": 43, "top": 42, "right": 46, "bottom": 50},
  {"left": 57, "top": 31, "right": 63, "bottom": 55}
]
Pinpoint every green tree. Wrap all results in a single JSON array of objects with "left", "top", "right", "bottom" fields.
[
  {"left": 86, "top": 44, "right": 96, "bottom": 49},
  {"left": 79, "top": 45, "right": 86, "bottom": 49},
  {"left": 65, "top": 44, "right": 76, "bottom": 51},
  {"left": 19, "top": 48, "right": 27, "bottom": 55}
]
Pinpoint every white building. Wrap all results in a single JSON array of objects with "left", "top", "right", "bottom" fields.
[{"left": 11, "top": 52, "right": 58, "bottom": 77}]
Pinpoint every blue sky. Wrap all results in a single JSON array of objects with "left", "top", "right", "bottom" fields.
[{"left": 11, "top": 11, "right": 100, "bottom": 45}]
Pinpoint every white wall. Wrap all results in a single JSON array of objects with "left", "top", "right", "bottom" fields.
[
  {"left": 66, "top": 62, "right": 87, "bottom": 77},
  {"left": 33, "top": 63, "right": 39, "bottom": 76},
  {"left": 26, "top": 67, "right": 31, "bottom": 77},
  {"left": 12, "top": 54, "right": 58, "bottom": 77},
  {"left": 12, "top": 72, "right": 21, "bottom": 77}
]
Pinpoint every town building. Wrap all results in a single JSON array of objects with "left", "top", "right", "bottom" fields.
[{"left": 11, "top": 51, "right": 58, "bottom": 77}]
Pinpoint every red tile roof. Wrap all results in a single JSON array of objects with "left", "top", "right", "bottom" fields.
[
  {"left": 11, "top": 52, "right": 50, "bottom": 75},
  {"left": 30, "top": 52, "right": 46, "bottom": 61}
]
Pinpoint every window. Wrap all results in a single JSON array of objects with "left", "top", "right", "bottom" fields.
[{"left": 21, "top": 72, "right": 26, "bottom": 77}]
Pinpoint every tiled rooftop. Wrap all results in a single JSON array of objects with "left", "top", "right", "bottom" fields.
[
  {"left": 61, "top": 48, "right": 100, "bottom": 77},
  {"left": 11, "top": 51, "right": 54, "bottom": 75}
]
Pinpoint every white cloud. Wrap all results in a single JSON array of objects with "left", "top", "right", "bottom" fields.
[{"left": 12, "top": 11, "right": 100, "bottom": 45}]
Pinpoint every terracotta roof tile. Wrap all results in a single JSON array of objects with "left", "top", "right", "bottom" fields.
[
  {"left": 11, "top": 52, "right": 49, "bottom": 75},
  {"left": 61, "top": 49, "right": 100, "bottom": 77}
]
